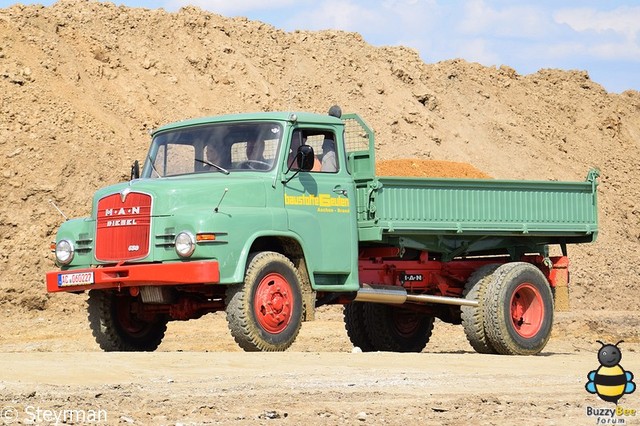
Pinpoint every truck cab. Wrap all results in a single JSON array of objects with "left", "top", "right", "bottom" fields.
[
  {"left": 135, "top": 111, "right": 361, "bottom": 292},
  {"left": 47, "top": 110, "right": 369, "bottom": 352}
]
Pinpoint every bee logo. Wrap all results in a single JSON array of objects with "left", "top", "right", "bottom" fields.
[{"left": 585, "top": 340, "right": 636, "bottom": 404}]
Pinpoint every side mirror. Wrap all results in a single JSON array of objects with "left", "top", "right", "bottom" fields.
[
  {"left": 297, "top": 145, "right": 315, "bottom": 171},
  {"left": 130, "top": 160, "right": 140, "bottom": 180}
]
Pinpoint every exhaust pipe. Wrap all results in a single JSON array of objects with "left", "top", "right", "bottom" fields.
[
  {"left": 353, "top": 284, "right": 407, "bottom": 304},
  {"left": 354, "top": 284, "right": 478, "bottom": 307}
]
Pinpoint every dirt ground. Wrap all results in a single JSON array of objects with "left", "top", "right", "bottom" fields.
[
  {"left": 1, "top": 305, "right": 640, "bottom": 425},
  {"left": 2, "top": 1, "right": 640, "bottom": 425}
]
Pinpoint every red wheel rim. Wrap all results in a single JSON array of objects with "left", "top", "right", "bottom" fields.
[
  {"left": 510, "top": 283, "right": 544, "bottom": 338},
  {"left": 253, "top": 273, "right": 293, "bottom": 334},
  {"left": 392, "top": 310, "right": 421, "bottom": 337}
]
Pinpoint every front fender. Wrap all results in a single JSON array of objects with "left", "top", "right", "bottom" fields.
[{"left": 229, "top": 230, "right": 311, "bottom": 285}]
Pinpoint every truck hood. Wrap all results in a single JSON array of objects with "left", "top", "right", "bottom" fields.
[{"left": 92, "top": 174, "right": 268, "bottom": 217}]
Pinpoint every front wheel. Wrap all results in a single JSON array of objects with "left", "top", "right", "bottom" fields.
[
  {"left": 87, "top": 290, "right": 168, "bottom": 352},
  {"left": 483, "top": 263, "right": 554, "bottom": 355},
  {"left": 226, "top": 251, "right": 304, "bottom": 352}
]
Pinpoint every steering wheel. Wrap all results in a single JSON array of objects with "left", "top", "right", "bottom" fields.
[{"left": 239, "top": 160, "right": 271, "bottom": 170}]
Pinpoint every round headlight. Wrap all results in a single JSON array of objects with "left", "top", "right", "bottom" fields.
[
  {"left": 175, "top": 231, "right": 195, "bottom": 258},
  {"left": 55, "top": 239, "right": 74, "bottom": 265}
]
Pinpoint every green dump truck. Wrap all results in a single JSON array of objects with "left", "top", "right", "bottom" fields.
[{"left": 46, "top": 108, "right": 599, "bottom": 355}]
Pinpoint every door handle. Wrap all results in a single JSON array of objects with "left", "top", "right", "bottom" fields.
[{"left": 333, "top": 186, "right": 348, "bottom": 196}]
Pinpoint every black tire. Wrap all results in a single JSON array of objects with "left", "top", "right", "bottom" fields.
[
  {"left": 363, "top": 303, "right": 434, "bottom": 352},
  {"left": 343, "top": 302, "right": 375, "bottom": 352},
  {"left": 461, "top": 264, "right": 500, "bottom": 354},
  {"left": 87, "top": 290, "right": 167, "bottom": 352},
  {"left": 226, "top": 251, "right": 303, "bottom": 352},
  {"left": 484, "top": 262, "right": 554, "bottom": 355}
]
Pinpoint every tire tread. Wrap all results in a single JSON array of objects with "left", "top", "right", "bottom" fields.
[
  {"left": 461, "top": 264, "right": 500, "bottom": 354},
  {"left": 343, "top": 302, "right": 374, "bottom": 352}
]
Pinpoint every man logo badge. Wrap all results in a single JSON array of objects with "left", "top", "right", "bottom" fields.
[{"left": 128, "top": 245, "right": 140, "bottom": 252}]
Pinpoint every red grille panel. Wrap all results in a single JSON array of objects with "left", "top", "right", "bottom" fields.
[{"left": 96, "top": 192, "right": 152, "bottom": 262}]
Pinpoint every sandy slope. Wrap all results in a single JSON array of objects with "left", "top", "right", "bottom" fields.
[{"left": 1, "top": 2, "right": 639, "bottom": 313}]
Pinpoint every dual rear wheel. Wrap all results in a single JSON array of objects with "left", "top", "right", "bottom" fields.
[
  {"left": 462, "top": 262, "right": 554, "bottom": 355},
  {"left": 346, "top": 262, "right": 553, "bottom": 356},
  {"left": 344, "top": 302, "right": 434, "bottom": 353}
]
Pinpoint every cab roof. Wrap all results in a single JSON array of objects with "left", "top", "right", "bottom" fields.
[{"left": 152, "top": 111, "right": 344, "bottom": 135}]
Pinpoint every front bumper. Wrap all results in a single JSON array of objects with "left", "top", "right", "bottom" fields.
[{"left": 46, "top": 260, "right": 220, "bottom": 293}]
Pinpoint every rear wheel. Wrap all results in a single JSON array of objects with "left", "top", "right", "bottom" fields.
[
  {"left": 343, "top": 302, "right": 374, "bottom": 352},
  {"left": 226, "top": 251, "right": 303, "bottom": 352},
  {"left": 461, "top": 264, "right": 500, "bottom": 354},
  {"left": 484, "top": 263, "right": 554, "bottom": 355},
  {"left": 364, "top": 303, "right": 434, "bottom": 352},
  {"left": 87, "top": 290, "right": 167, "bottom": 352}
]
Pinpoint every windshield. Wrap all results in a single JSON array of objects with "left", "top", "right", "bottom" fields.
[{"left": 142, "top": 121, "right": 282, "bottom": 178}]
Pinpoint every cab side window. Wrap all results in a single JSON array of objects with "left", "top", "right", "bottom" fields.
[{"left": 289, "top": 130, "right": 338, "bottom": 173}]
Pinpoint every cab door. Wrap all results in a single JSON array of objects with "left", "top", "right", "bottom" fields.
[{"left": 282, "top": 127, "right": 358, "bottom": 289}]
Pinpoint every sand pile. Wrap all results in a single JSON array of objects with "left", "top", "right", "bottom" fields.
[
  {"left": 0, "top": 1, "right": 639, "bottom": 312},
  {"left": 376, "top": 159, "right": 491, "bottom": 178}
]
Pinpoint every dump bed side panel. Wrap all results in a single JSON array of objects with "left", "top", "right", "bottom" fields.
[{"left": 358, "top": 173, "right": 598, "bottom": 246}]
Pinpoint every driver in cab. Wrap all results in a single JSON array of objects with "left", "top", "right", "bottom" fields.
[{"left": 243, "top": 139, "right": 272, "bottom": 170}]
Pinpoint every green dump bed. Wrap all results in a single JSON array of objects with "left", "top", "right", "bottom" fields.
[{"left": 356, "top": 169, "right": 599, "bottom": 258}]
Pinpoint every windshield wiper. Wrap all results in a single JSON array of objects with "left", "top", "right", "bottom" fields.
[{"left": 195, "top": 158, "right": 230, "bottom": 175}]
